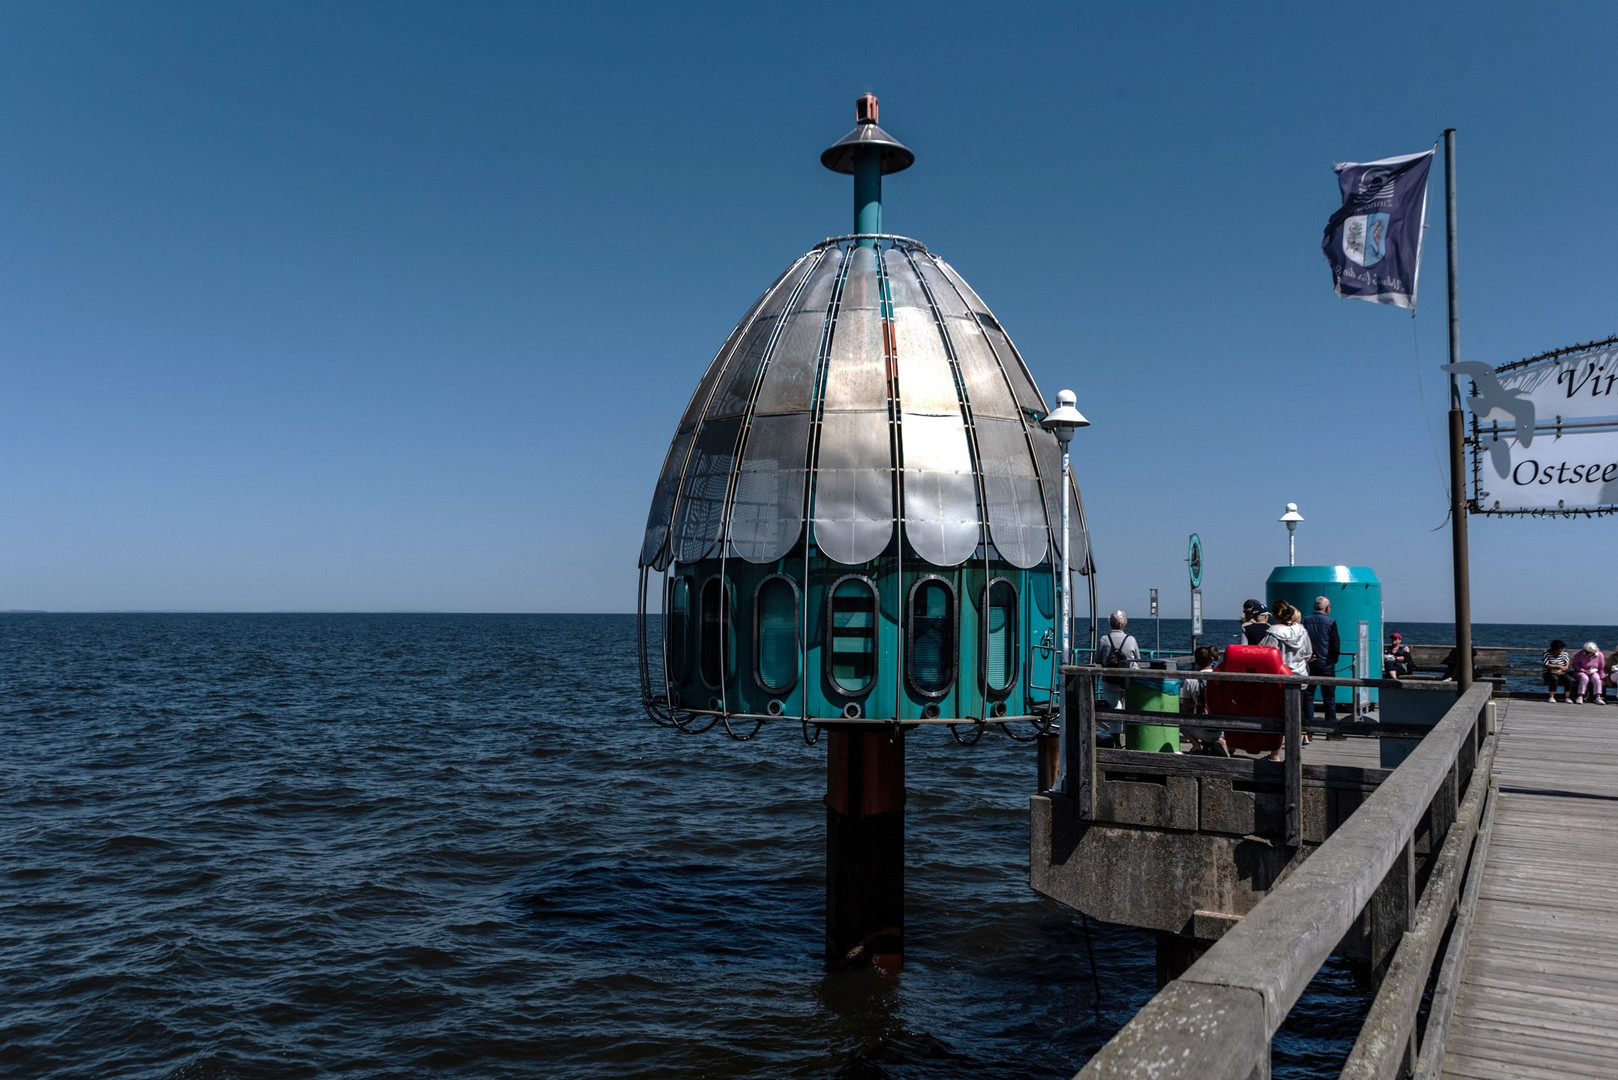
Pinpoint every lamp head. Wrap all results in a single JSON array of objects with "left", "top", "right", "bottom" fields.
[
  {"left": 1279, "top": 501, "right": 1304, "bottom": 543},
  {"left": 1040, "top": 389, "right": 1089, "bottom": 445}
]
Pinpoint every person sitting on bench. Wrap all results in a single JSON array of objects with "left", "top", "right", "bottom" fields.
[
  {"left": 1384, "top": 632, "right": 1412, "bottom": 680},
  {"left": 1441, "top": 646, "right": 1479, "bottom": 682},
  {"left": 1543, "top": 640, "right": 1573, "bottom": 702},
  {"left": 1571, "top": 642, "right": 1607, "bottom": 704}
]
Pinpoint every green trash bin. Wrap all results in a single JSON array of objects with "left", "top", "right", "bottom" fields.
[{"left": 1125, "top": 677, "right": 1181, "bottom": 753}]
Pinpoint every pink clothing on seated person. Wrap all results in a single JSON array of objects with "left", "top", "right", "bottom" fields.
[{"left": 1572, "top": 647, "right": 1607, "bottom": 697}]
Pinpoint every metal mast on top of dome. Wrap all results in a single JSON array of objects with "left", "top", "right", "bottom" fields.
[{"left": 820, "top": 94, "right": 913, "bottom": 246}]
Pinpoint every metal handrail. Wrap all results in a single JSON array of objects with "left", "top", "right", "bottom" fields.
[
  {"left": 1065, "top": 662, "right": 1450, "bottom": 690},
  {"left": 1064, "top": 665, "right": 1449, "bottom": 843}
]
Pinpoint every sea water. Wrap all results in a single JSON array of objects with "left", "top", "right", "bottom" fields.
[{"left": 6, "top": 613, "right": 1605, "bottom": 1078}]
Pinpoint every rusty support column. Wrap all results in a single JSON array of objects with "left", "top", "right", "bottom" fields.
[
  {"left": 1037, "top": 731, "right": 1060, "bottom": 792},
  {"left": 1444, "top": 128, "right": 1473, "bottom": 695},
  {"left": 826, "top": 726, "right": 905, "bottom": 972}
]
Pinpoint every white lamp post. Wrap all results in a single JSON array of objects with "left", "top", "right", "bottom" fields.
[
  {"left": 1041, "top": 389, "right": 1089, "bottom": 792},
  {"left": 1279, "top": 502, "right": 1304, "bottom": 567}
]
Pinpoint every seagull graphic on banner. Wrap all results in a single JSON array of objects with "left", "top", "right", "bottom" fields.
[{"left": 1441, "top": 361, "right": 1536, "bottom": 479}]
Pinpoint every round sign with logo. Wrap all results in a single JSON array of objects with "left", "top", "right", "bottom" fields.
[{"left": 1188, "top": 533, "right": 1203, "bottom": 589}]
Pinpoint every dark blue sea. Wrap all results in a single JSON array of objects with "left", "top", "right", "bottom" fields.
[{"left": 3, "top": 613, "right": 1609, "bottom": 1079}]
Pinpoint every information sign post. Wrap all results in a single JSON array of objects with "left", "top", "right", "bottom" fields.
[
  {"left": 1356, "top": 621, "right": 1370, "bottom": 719},
  {"left": 1187, "top": 534, "right": 1204, "bottom": 653}
]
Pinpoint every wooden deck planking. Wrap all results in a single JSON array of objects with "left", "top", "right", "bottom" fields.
[
  {"left": 1462, "top": 968, "right": 1618, "bottom": 1008},
  {"left": 1441, "top": 697, "right": 1618, "bottom": 1080},
  {"left": 1167, "top": 729, "right": 1387, "bottom": 768},
  {"left": 1299, "top": 734, "right": 1385, "bottom": 770}
]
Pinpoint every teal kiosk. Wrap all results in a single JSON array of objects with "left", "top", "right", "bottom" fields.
[{"left": 1266, "top": 565, "right": 1383, "bottom": 713}]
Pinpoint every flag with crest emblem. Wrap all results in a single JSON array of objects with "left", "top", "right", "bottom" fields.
[{"left": 1322, "top": 147, "right": 1435, "bottom": 309}]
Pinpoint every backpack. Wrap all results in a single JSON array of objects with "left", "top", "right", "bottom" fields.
[{"left": 1100, "top": 632, "right": 1132, "bottom": 668}]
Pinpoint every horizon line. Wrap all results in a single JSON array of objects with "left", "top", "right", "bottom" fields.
[{"left": 0, "top": 610, "right": 1605, "bottom": 630}]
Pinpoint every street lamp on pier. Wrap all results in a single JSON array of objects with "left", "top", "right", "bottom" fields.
[
  {"left": 1279, "top": 502, "right": 1304, "bottom": 567},
  {"left": 1042, "top": 389, "right": 1089, "bottom": 791}
]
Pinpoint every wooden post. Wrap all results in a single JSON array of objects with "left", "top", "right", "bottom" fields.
[
  {"left": 825, "top": 726, "right": 905, "bottom": 972},
  {"left": 1440, "top": 759, "right": 1459, "bottom": 840},
  {"left": 1457, "top": 718, "right": 1477, "bottom": 798},
  {"left": 1155, "top": 931, "right": 1206, "bottom": 989},
  {"left": 1284, "top": 686, "right": 1303, "bottom": 847},
  {"left": 1073, "top": 672, "right": 1097, "bottom": 820},
  {"left": 1368, "top": 838, "right": 1417, "bottom": 982}
]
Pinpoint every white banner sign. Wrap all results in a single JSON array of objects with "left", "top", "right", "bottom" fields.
[
  {"left": 1475, "top": 428, "right": 1618, "bottom": 512},
  {"left": 1499, "top": 340, "right": 1618, "bottom": 422},
  {"left": 1450, "top": 338, "right": 1618, "bottom": 514}
]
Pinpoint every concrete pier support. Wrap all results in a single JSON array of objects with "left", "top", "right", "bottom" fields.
[{"left": 825, "top": 727, "right": 905, "bottom": 972}]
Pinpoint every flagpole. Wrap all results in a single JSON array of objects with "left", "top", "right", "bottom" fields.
[{"left": 1444, "top": 128, "right": 1473, "bottom": 693}]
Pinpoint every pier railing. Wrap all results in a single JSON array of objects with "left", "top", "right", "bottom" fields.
[
  {"left": 1071, "top": 678, "right": 1496, "bottom": 1080},
  {"left": 1064, "top": 667, "right": 1454, "bottom": 848}
]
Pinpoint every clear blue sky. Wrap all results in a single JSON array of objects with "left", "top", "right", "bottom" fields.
[{"left": 3, "top": 2, "right": 1612, "bottom": 622}]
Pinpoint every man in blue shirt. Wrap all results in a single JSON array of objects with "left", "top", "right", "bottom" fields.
[{"left": 1302, "top": 597, "right": 1342, "bottom": 724}]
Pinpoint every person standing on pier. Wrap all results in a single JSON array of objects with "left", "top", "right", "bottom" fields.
[
  {"left": 1259, "top": 601, "right": 1313, "bottom": 760},
  {"left": 1094, "top": 610, "right": 1140, "bottom": 710},
  {"left": 1303, "top": 597, "right": 1342, "bottom": 724},
  {"left": 1263, "top": 600, "right": 1314, "bottom": 677},
  {"left": 1240, "top": 598, "right": 1271, "bottom": 645}
]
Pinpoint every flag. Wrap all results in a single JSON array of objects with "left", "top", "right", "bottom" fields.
[{"left": 1321, "top": 148, "right": 1434, "bottom": 309}]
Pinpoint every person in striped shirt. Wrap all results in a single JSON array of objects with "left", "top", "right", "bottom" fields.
[{"left": 1542, "top": 639, "right": 1572, "bottom": 702}]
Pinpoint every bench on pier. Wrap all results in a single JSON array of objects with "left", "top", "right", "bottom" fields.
[{"left": 1405, "top": 644, "right": 1515, "bottom": 683}]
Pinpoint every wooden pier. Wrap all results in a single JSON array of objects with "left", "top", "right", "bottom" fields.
[
  {"left": 1437, "top": 697, "right": 1618, "bottom": 1080},
  {"left": 1036, "top": 673, "right": 1618, "bottom": 1079}
]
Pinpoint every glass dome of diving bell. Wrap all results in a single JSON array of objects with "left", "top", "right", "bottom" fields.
[{"left": 637, "top": 96, "right": 1092, "bottom": 736}]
